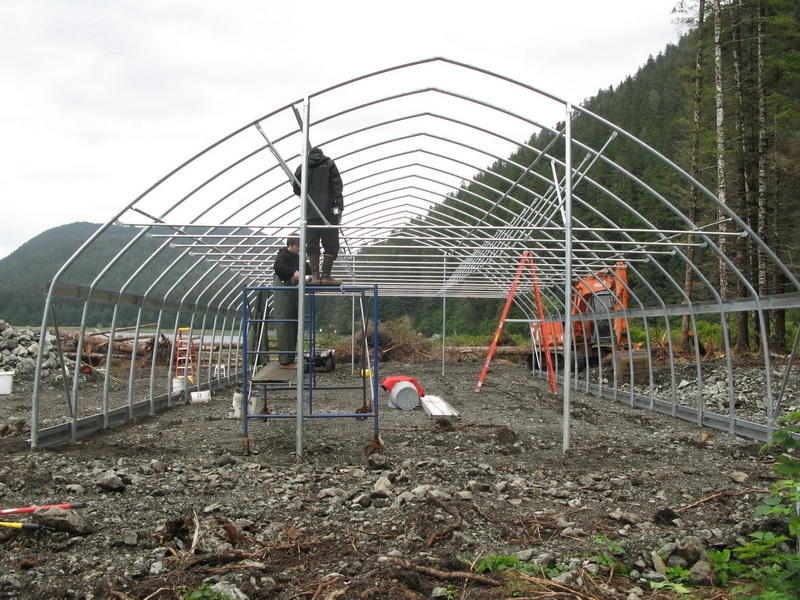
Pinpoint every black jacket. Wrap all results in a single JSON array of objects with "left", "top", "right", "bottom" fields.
[
  {"left": 293, "top": 148, "right": 344, "bottom": 224},
  {"left": 273, "top": 247, "right": 305, "bottom": 283}
]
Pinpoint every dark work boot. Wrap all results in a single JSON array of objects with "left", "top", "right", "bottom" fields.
[
  {"left": 319, "top": 253, "right": 342, "bottom": 285},
  {"left": 307, "top": 253, "right": 321, "bottom": 283}
]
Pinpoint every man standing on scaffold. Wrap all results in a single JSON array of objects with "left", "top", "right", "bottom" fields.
[{"left": 293, "top": 146, "right": 343, "bottom": 285}]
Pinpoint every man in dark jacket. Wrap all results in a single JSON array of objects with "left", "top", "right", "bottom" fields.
[
  {"left": 272, "top": 236, "right": 309, "bottom": 368},
  {"left": 293, "top": 147, "right": 343, "bottom": 284}
]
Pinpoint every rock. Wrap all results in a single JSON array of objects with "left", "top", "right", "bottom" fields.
[
  {"left": 514, "top": 548, "right": 536, "bottom": 561},
  {"left": 468, "top": 480, "right": 491, "bottom": 493},
  {"left": 367, "top": 454, "right": 390, "bottom": 471},
  {"left": 373, "top": 476, "right": 394, "bottom": 494},
  {"left": 674, "top": 536, "right": 709, "bottom": 564},
  {"left": 122, "top": 529, "right": 138, "bottom": 546},
  {"left": 730, "top": 470, "right": 749, "bottom": 483},
  {"left": 689, "top": 559, "right": 717, "bottom": 586},
  {"left": 533, "top": 552, "right": 558, "bottom": 568},
  {"left": 210, "top": 582, "right": 248, "bottom": 600},
  {"left": 94, "top": 470, "right": 126, "bottom": 492},
  {"left": 552, "top": 569, "right": 582, "bottom": 587},
  {"left": 609, "top": 509, "right": 642, "bottom": 524},
  {"left": 626, "top": 585, "right": 645, "bottom": 599},
  {"left": 31, "top": 507, "right": 93, "bottom": 535},
  {"left": 215, "top": 454, "right": 236, "bottom": 467},
  {"left": 650, "top": 550, "right": 667, "bottom": 575}
]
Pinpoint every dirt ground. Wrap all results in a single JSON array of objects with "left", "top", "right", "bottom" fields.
[{"left": 0, "top": 356, "right": 780, "bottom": 599}]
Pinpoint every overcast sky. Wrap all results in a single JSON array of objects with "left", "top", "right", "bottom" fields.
[{"left": 0, "top": 0, "right": 683, "bottom": 261}]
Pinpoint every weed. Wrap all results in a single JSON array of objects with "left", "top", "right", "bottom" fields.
[
  {"left": 649, "top": 579, "right": 693, "bottom": 596},
  {"left": 439, "top": 584, "right": 459, "bottom": 600},
  {"left": 587, "top": 535, "right": 629, "bottom": 575},
  {"left": 704, "top": 409, "right": 800, "bottom": 598},
  {"left": 179, "top": 583, "right": 232, "bottom": 600},
  {"left": 474, "top": 553, "right": 521, "bottom": 573},
  {"left": 664, "top": 563, "right": 693, "bottom": 584}
]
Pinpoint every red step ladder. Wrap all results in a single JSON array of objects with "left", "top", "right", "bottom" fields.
[{"left": 174, "top": 327, "right": 196, "bottom": 383}]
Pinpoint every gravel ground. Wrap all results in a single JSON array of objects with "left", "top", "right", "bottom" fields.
[{"left": 0, "top": 357, "right": 784, "bottom": 599}]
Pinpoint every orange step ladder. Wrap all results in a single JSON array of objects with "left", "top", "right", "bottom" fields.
[
  {"left": 174, "top": 327, "right": 196, "bottom": 383},
  {"left": 475, "top": 252, "right": 556, "bottom": 392}
]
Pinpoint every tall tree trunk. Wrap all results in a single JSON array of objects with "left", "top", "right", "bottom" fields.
[
  {"left": 714, "top": 0, "right": 730, "bottom": 342},
  {"left": 681, "top": 0, "right": 707, "bottom": 356},
  {"left": 731, "top": 0, "right": 750, "bottom": 354},
  {"left": 756, "top": 0, "right": 772, "bottom": 350}
]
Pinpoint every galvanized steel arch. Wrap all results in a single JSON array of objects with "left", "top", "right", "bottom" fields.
[{"left": 31, "top": 57, "right": 800, "bottom": 449}]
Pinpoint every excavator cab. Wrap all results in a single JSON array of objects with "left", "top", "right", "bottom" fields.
[
  {"left": 590, "top": 292, "right": 617, "bottom": 344},
  {"left": 528, "top": 261, "right": 629, "bottom": 369}
]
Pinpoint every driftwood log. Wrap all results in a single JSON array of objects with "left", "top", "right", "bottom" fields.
[
  {"left": 448, "top": 346, "right": 531, "bottom": 356},
  {"left": 49, "top": 328, "right": 235, "bottom": 368},
  {"left": 51, "top": 328, "right": 173, "bottom": 365}
]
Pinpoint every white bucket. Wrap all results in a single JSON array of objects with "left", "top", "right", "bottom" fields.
[
  {"left": 388, "top": 381, "right": 419, "bottom": 410},
  {"left": 230, "top": 392, "right": 243, "bottom": 419},
  {"left": 0, "top": 372, "right": 13, "bottom": 395},
  {"left": 247, "top": 389, "right": 261, "bottom": 415},
  {"left": 189, "top": 390, "right": 211, "bottom": 404},
  {"left": 172, "top": 377, "right": 185, "bottom": 392}
]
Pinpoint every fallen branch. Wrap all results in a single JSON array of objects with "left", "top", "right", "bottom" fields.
[
  {"left": 189, "top": 510, "right": 201, "bottom": 556},
  {"left": 386, "top": 556, "right": 502, "bottom": 587},
  {"left": 141, "top": 589, "right": 171, "bottom": 600},
  {"left": 426, "top": 520, "right": 461, "bottom": 548},
  {"left": 425, "top": 492, "right": 463, "bottom": 548},
  {"left": 184, "top": 551, "right": 257, "bottom": 567},
  {"left": 356, "top": 529, "right": 395, "bottom": 539},
  {"left": 471, "top": 501, "right": 524, "bottom": 538},
  {"left": 675, "top": 488, "right": 770, "bottom": 513},
  {"left": 470, "top": 501, "right": 500, "bottom": 524},
  {"left": 311, "top": 576, "right": 342, "bottom": 600}
]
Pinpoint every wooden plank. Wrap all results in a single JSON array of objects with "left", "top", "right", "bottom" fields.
[
  {"left": 420, "top": 395, "right": 460, "bottom": 419},
  {"left": 251, "top": 363, "right": 294, "bottom": 383}
]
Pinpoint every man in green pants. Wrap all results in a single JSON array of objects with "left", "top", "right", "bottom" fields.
[{"left": 272, "top": 236, "right": 309, "bottom": 369}]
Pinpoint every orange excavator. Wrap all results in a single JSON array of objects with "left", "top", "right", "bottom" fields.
[{"left": 528, "top": 261, "right": 630, "bottom": 369}]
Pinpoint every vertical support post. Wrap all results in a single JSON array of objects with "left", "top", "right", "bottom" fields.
[
  {"left": 563, "top": 103, "right": 574, "bottom": 454},
  {"left": 241, "top": 287, "right": 250, "bottom": 440},
  {"left": 372, "top": 285, "right": 381, "bottom": 440},
  {"left": 442, "top": 252, "right": 447, "bottom": 376},
  {"left": 295, "top": 97, "right": 311, "bottom": 458},
  {"left": 350, "top": 296, "right": 356, "bottom": 374}
]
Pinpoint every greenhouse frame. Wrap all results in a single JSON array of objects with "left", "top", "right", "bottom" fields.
[{"left": 31, "top": 58, "right": 800, "bottom": 453}]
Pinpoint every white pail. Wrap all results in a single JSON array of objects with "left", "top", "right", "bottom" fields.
[
  {"left": 230, "top": 392, "right": 243, "bottom": 419},
  {"left": 189, "top": 390, "right": 211, "bottom": 404},
  {"left": 0, "top": 372, "right": 13, "bottom": 395},
  {"left": 388, "top": 381, "right": 419, "bottom": 410},
  {"left": 172, "top": 377, "right": 185, "bottom": 393},
  {"left": 247, "top": 389, "right": 261, "bottom": 415}
]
